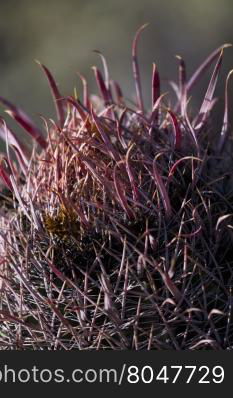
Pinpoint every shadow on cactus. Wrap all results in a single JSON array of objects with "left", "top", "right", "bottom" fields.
[{"left": 0, "top": 25, "right": 233, "bottom": 349}]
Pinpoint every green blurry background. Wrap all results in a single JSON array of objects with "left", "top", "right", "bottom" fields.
[{"left": 0, "top": 0, "right": 232, "bottom": 145}]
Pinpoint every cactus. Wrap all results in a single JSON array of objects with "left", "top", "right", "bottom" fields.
[{"left": 0, "top": 26, "right": 233, "bottom": 350}]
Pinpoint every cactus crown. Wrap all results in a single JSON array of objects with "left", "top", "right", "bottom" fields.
[{"left": 0, "top": 26, "right": 233, "bottom": 350}]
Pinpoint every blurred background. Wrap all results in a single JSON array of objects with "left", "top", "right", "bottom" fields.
[{"left": 0, "top": 0, "right": 232, "bottom": 146}]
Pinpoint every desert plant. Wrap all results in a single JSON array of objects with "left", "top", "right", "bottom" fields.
[{"left": 0, "top": 26, "right": 233, "bottom": 350}]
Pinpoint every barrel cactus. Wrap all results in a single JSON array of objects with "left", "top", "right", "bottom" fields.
[{"left": 0, "top": 26, "right": 233, "bottom": 350}]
